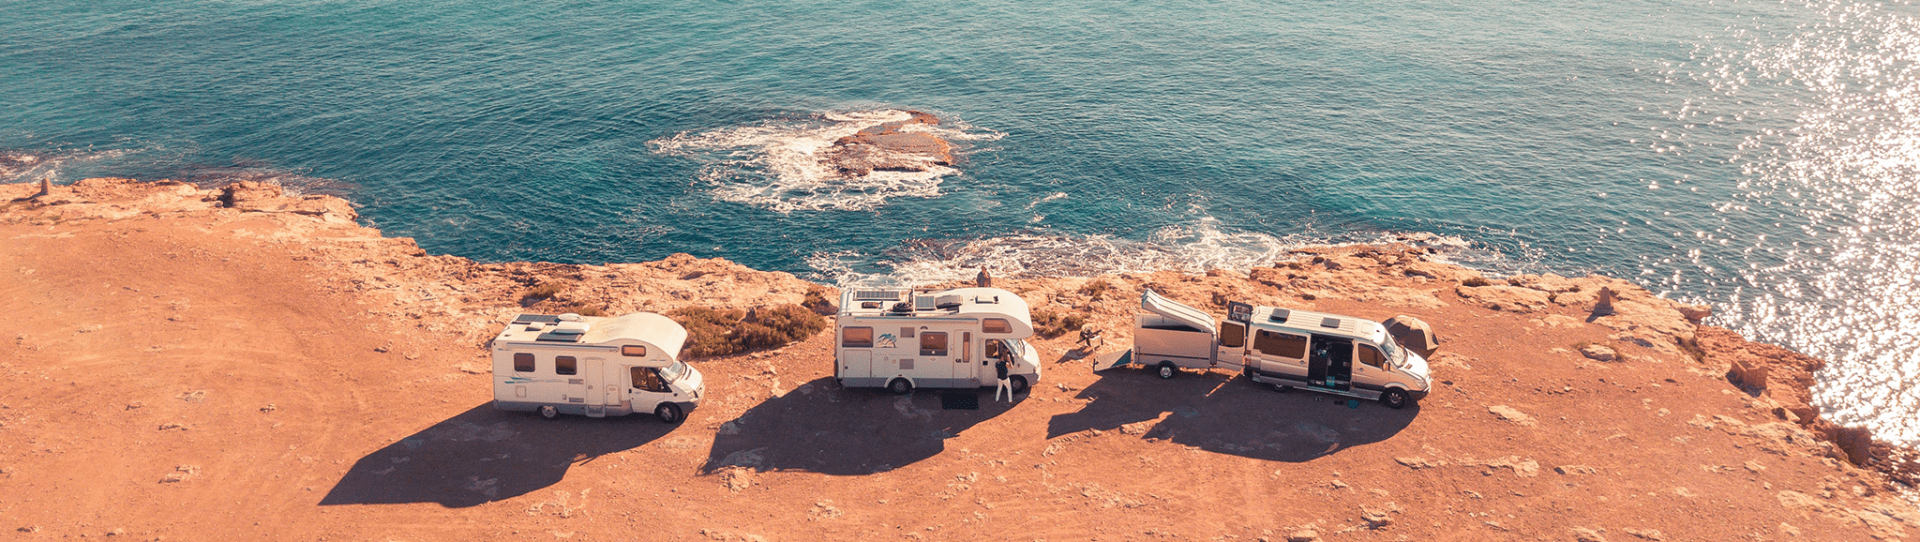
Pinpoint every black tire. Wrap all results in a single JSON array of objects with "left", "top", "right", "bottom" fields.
[
  {"left": 888, "top": 378, "right": 913, "bottom": 395},
  {"left": 1156, "top": 362, "right": 1177, "bottom": 380},
  {"left": 654, "top": 403, "right": 683, "bottom": 424},
  {"left": 537, "top": 405, "right": 560, "bottom": 420},
  {"left": 1009, "top": 375, "right": 1029, "bottom": 395},
  {"left": 1380, "top": 389, "right": 1411, "bottom": 410}
]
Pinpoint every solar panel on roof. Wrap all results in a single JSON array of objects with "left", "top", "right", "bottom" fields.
[
  {"left": 854, "top": 290, "right": 902, "bottom": 301},
  {"left": 513, "top": 314, "right": 561, "bottom": 325},
  {"left": 1320, "top": 317, "right": 1341, "bottom": 329}
]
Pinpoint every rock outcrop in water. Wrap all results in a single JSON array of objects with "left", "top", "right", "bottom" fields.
[{"left": 823, "top": 110, "right": 954, "bottom": 177}]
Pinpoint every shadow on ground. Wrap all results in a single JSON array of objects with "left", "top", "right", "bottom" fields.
[
  {"left": 321, "top": 403, "right": 678, "bottom": 508},
  {"left": 703, "top": 377, "right": 1020, "bottom": 475},
  {"left": 1047, "top": 368, "right": 1417, "bottom": 462}
]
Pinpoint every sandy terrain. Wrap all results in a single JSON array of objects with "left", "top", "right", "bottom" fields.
[{"left": 1, "top": 178, "right": 1914, "bottom": 541}]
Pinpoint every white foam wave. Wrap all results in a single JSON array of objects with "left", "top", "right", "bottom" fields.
[
  {"left": 650, "top": 109, "right": 1001, "bottom": 213},
  {"left": 0, "top": 148, "right": 135, "bottom": 186},
  {"left": 809, "top": 218, "right": 1469, "bottom": 288}
]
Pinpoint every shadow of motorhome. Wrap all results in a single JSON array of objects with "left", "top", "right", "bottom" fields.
[
  {"left": 320, "top": 403, "right": 678, "bottom": 508},
  {"left": 702, "top": 377, "right": 1020, "bottom": 476},
  {"left": 1047, "top": 369, "right": 1417, "bottom": 462}
]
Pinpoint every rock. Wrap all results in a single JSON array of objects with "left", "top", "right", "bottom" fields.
[
  {"left": 1286, "top": 528, "right": 1320, "bottom": 542},
  {"left": 1555, "top": 465, "right": 1600, "bottom": 475},
  {"left": 1580, "top": 344, "right": 1618, "bottom": 362},
  {"left": 1488, "top": 405, "right": 1537, "bottom": 427},
  {"left": 1506, "top": 273, "right": 1584, "bottom": 293},
  {"left": 721, "top": 467, "right": 753, "bottom": 493},
  {"left": 1677, "top": 304, "right": 1712, "bottom": 324},
  {"left": 1729, "top": 358, "right": 1769, "bottom": 390},
  {"left": 1571, "top": 527, "right": 1608, "bottom": 542},
  {"left": 1455, "top": 285, "right": 1550, "bottom": 312},
  {"left": 1394, "top": 456, "right": 1439, "bottom": 469},
  {"left": 1593, "top": 287, "right": 1618, "bottom": 316},
  {"left": 1382, "top": 315, "right": 1439, "bottom": 358},
  {"left": 1361, "top": 508, "right": 1393, "bottom": 528},
  {"left": 823, "top": 111, "right": 954, "bottom": 177}
]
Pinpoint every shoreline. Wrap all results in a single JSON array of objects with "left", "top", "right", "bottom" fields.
[{"left": 3, "top": 177, "right": 1914, "bottom": 539}]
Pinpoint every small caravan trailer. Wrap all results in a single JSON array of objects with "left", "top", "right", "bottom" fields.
[
  {"left": 834, "top": 287, "right": 1042, "bottom": 395},
  {"left": 1099, "top": 290, "right": 1432, "bottom": 409},
  {"left": 490, "top": 312, "right": 705, "bottom": 423}
]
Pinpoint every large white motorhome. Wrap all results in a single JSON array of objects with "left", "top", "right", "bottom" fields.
[
  {"left": 490, "top": 312, "right": 705, "bottom": 423},
  {"left": 1100, "top": 290, "right": 1432, "bottom": 409},
  {"left": 834, "top": 287, "right": 1042, "bottom": 395}
]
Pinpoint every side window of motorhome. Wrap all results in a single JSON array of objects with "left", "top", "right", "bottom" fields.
[
  {"left": 920, "top": 332, "right": 948, "bottom": 356},
  {"left": 1253, "top": 330, "right": 1308, "bottom": 359},
  {"left": 984, "top": 339, "right": 1003, "bottom": 360},
  {"left": 622, "top": 345, "right": 646, "bottom": 357},
  {"left": 1220, "top": 322, "right": 1246, "bottom": 348},
  {"left": 513, "top": 353, "right": 536, "bottom": 373},
  {"left": 1358, "top": 344, "right": 1387, "bottom": 369},
  {"left": 843, "top": 327, "right": 874, "bottom": 348},
  {"left": 631, "top": 366, "right": 668, "bottom": 392},
  {"left": 983, "top": 318, "right": 1011, "bottom": 334},
  {"left": 555, "top": 356, "right": 578, "bottom": 376}
]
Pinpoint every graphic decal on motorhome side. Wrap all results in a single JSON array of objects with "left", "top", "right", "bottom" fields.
[{"left": 875, "top": 334, "right": 898, "bottom": 349}]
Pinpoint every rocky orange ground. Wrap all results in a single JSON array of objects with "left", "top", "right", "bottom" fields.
[{"left": 0, "top": 179, "right": 1914, "bottom": 542}]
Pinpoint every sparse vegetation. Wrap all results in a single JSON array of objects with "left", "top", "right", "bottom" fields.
[
  {"left": 1078, "top": 279, "right": 1113, "bottom": 301},
  {"left": 523, "top": 281, "right": 568, "bottom": 301},
  {"left": 1461, "top": 276, "right": 1492, "bottom": 287},
  {"left": 802, "top": 286, "right": 837, "bottom": 315},
  {"left": 669, "top": 304, "right": 827, "bottom": 358},
  {"left": 1032, "top": 310, "right": 1088, "bottom": 339}
]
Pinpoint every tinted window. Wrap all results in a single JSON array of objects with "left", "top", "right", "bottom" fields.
[
  {"left": 513, "top": 353, "right": 535, "bottom": 372},
  {"left": 1253, "top": 330, "right": 1308, "bottom": 359},
  {"left": 621, "top": 345, "right": 647, "bottom": 357},
  {"left": 1358, "top": 345, "right": 1387, "bottom": 368},
  {"left": 555, "top": 356, "right": 578, "bottom": 376},
  {"left": 1219, "top": 322, "right": 1246, "bottom": 348},
  {"left": 843, "top": 327, "right": 874, "bottom": 348},
  {"left": 984, "top": 340, "right": 1003, "bottom": 360},
  {"left": 983, "top": 318, "right": 1012, "bottom": 334},
  {"left": 920, "top": 332, "right": 949, "bottom": 356},
  {"left": 631, "top": 366, "right": 668, "bottom": 392}
]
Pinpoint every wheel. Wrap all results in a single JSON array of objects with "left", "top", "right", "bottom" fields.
[
  {"left": 537, "top": 405, "right": 560, "bottom": 420},
  {"left": 1380, "top": 389, "right": 1411, "bottom": 410},
  {"left": 1271, "top": 383, "right": 1291, "bottom": 393},
  {"left": 887, "top": 378, "right": 913, "bottom": 395},
  {"left": 1009, "top": 375, "right": 1029, "bottom": 395},
  {"left": 1157, "top": 362, "right": 1177, "bottom": 380},
  {"left": 654, "top": 403, "right": 683, "bottom": 424}
]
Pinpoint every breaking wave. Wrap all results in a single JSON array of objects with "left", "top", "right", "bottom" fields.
[
  {"left": 807, "top": 218, "right": 1475, "bottom": 288},
  {"left": 649, "top": 109, "right": 1002, "bottom": 213}
]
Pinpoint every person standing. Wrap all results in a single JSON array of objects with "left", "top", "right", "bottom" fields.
[{"left": 994, "top": 353, "right": 1013, "bottom": 403}]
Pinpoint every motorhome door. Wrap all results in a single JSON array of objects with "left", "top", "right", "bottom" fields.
[
  {"left": 919, "top": 329, "right": 954, "bottom": 385},
  {"left": 1307, "top": 335, "right": 1354, "bottom": 391},
  {"left": 1216, "top": 320, "right": 1247, "bottom": 370},
  {"left": 629, "top": 365, "right": 672, "bottom": 409}
]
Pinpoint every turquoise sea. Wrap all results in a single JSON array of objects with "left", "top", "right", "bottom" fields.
[{"left": 3, "top": 0, "right": 1917, "bottom": 444}]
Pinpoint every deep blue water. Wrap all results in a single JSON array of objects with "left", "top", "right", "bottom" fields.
[{"left": 5, "top": 0, "right": 1918, "bottom": 442}]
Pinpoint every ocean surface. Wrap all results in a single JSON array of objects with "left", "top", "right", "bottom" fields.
[{"left": 3, "top": 0, "right": 1917, "bottom": 444}]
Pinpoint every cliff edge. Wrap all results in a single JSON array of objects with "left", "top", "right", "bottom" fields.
[{"left": 1, "top": 178, "right": 1914, "bottom": 541}]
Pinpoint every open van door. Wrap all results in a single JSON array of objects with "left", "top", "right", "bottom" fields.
[{"left": 1215, "top": 301, "right": 1253, "bottom": 371}]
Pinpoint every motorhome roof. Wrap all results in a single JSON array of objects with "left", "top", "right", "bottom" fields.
[
  {"left": 496, "top": 312, "right": 687, "bottom": 359},
  {"left": 839, "top": 287, "right": 1030, "bottom": 319}
]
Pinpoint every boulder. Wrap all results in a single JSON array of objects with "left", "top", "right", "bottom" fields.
[
  {"left": 822, "top": 111, "right": 955, "bottom": 177},
  {"left": 1580, "top": 344, "right": 1618, "bottom": 362}
]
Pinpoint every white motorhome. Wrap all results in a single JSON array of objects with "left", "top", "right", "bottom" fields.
[
  {"left": 1101, "top": 290, "right": 1431, "bottom": 409},
  {"left": 490, "top": 312, "right": 705, "bottom": 423},
  {"left": 834, "top": 287, "right": 1042, "bottom": 395}
]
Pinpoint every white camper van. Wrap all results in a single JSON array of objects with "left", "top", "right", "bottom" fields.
[
  {"left": 1102, "top": 290, "right": 1432, "bottom": 409},
  {"left": 490, "top": 312, "right": 705, "bottom": 423},
  {"left": 835, "top": 287, "right": 1042, "bottom": 395}
]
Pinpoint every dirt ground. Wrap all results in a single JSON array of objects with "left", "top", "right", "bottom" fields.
[{"left": 1, "top": 179, "right": 1915, "bottom": 541}]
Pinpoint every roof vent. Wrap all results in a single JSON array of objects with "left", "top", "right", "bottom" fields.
[
  {"left": 557, "top": 313, "right": 585, "bottom": 322},
  {"left": 536, "top": 322, "right": 589, "bottom": 343},
  {"left": 1320, "top": 317, "right": 1341, "bottom": 329},
  {"left": 1269, "top": 309, "right": 1291, "bottom": 323},
  {"left": 935, "top": 294, "right": 963, "bottom": 310}
]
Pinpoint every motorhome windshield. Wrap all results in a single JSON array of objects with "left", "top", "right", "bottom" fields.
[
  {"left": 659, "top": 360, "right": 690, "bottom": 382},
  {"left": 1381, "top": 339, "right": 1405, "bottom": 367}
]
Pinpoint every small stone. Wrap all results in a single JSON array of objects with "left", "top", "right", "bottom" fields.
[
  {"left": 1286, "top": 528, "right": 1320, "bottom": 542},
  {"left": 1580, "top": 344, "right": 1618, "bottom": 362},
  {"left": 1572, "top": 527, "right": 1608, "bottom": 542}
]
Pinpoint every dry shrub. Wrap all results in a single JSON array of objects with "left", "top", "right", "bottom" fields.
[
  {"left": 1461, "top": 276, "right": 1492, "bottom": 287},
  {"left": 1033, "top": 310, "right": 1087, "bottom": 339},
  {"left": 1078, "top": 279, "right": 1113, "bottom": 301},
  {"left": 524, "top": 281, "right": 568, "bottom": 300},
  {"left": 669, "top": 304, "right": 827, "bottom": 358},
  {"left": 802, "top": 286, "right": 837, "bottom": 315}
]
